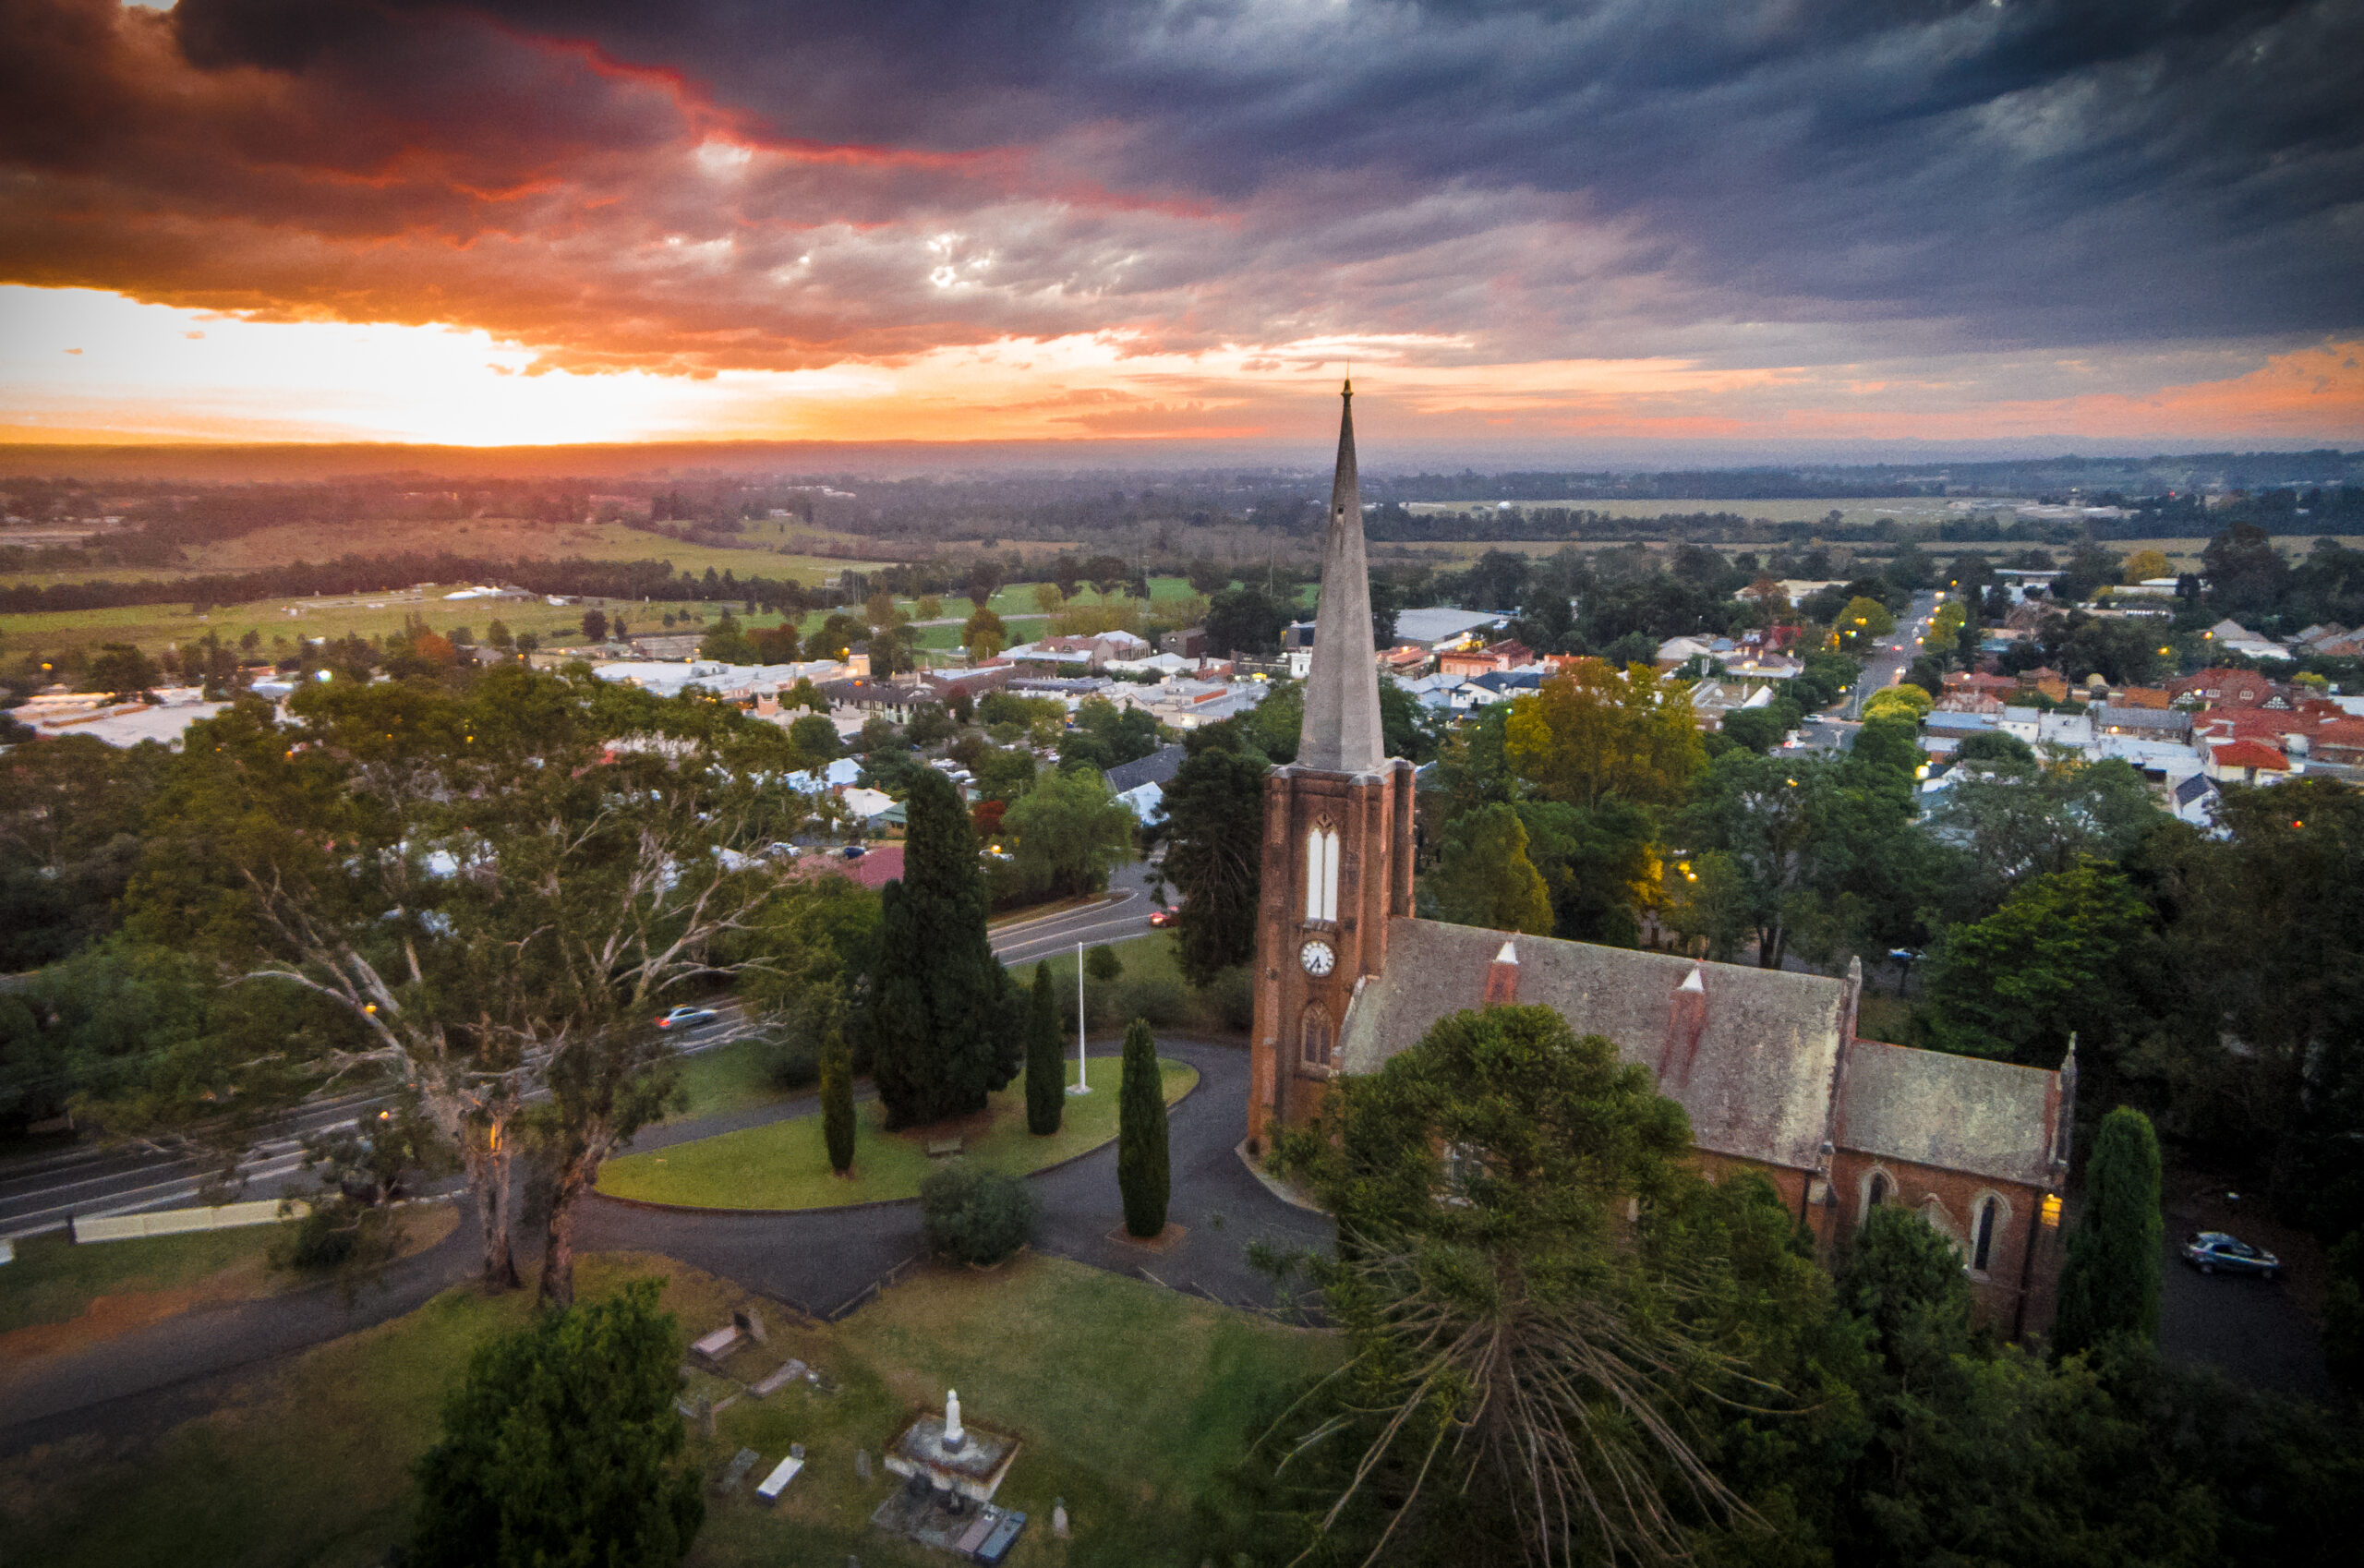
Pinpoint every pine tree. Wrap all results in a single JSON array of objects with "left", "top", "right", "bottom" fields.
[
  {"left": 864, "top": 768, "right": 1023, "bottom": 1127},
  {"left": 819, "top": 1023, "right": 855, "bottom": 1176},
  {"left": 1026, "top": 961, "right": 1064, "bottom": 1136},
  {"left": 2054, "top": 1104, "right": 2164, "bottom": 1355},
  {"left": 1117, "top": 1017, "right": 1169, "bottom": 1237}
]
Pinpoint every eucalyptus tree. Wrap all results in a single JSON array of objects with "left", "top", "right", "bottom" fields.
[{"left": 128, "top": 666, "right": 800, "bottom": 1297}]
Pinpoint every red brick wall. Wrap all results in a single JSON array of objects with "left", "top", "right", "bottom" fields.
[{"left": 1828, "top": 1149, "right": 2062, "bottom": 1337}]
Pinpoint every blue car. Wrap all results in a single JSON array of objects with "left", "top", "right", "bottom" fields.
[{"left": 2181, "top": 1231, "right": 2279, "bottom": 1280}]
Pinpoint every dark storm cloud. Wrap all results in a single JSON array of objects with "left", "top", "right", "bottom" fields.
[{"left": 3, "top": 0, "right": 2358, "bottom": 373}]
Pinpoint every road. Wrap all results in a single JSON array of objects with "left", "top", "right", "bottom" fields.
[
  {"left": 1776, "top": 588, "right": 1943, "bottom": 755},
  {"left": 0, "top": 856, "right": 1166, "bottom": 1244},
  {"left": 0, "top": 1034, "right": 1328, "bottom": 1453},
  {"left": 0, "top": 1002, "right": 770, "bottom": 1245}
]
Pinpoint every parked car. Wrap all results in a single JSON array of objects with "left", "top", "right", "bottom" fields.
[
  {"left": 2181, "top": 1231, "right": 2280, "bottom": 1279},
  {"left": 656, "top": 1004, "right": 719, "bottom": 1031},
  {"left": 840, "top": 844, "right": 869, "bottom": 860}
]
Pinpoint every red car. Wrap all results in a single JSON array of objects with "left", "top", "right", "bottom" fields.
[{"left": 1149, "top": 905, "right": 1179, "bottom": 928}]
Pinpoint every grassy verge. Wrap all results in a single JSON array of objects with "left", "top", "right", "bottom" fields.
[
  {"left": 0, "top": 1204, "right": 458, "bottom": 1341},
  {"left": 600, "top": 1055, "right": 1195, "bottom": 1211},
  {"left": 0, "top": 1249, "right": 1333, "bottom": 1568},
  {"left": 1020, "top": 930, "right": 1251, "bottom": 1040},
  {"left": 663, "top": 1037, "right": 794, "bottom": 1125}
]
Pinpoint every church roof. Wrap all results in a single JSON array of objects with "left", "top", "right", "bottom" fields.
[
  {"left": 1295, "top": 382, "right": 1388, "bottom": 776},
  {"left": 1838, "top": 1040, "right": 2060, "bottom": 1187},
  {"left": 1336, "top": 918, "right": 1849, "bottom": 1173}
]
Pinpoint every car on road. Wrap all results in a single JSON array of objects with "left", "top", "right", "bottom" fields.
[
  {"left": 840, "top": 844, "right": 869, "bottom": 860},
  {"left": 2182, "top": 1231, "right": 2280, "bottom": 1279},
  {"left": 656, "top": 1004, "right": 720, "bottom": 1031},
  {"left": 1149, "top": 904, "right": 1180, "bottom": 927}
]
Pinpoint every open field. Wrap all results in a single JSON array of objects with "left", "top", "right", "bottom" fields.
[
  {"left": 0, "top": 518, "right": 890, "bottom": 592},
  {"left": 1405, "top": 495, "right": 1977, "bottom": 525},
  {"left": 1, "top": 1248, "right": 1331, "bottom": 1568},
  {"left": 599, "top": 1055, "right": 1195, "bottom": 1211},
  {"left": 0, "top": 594, "right": 725, "bottom": 663},
  {"left": 1378, "top": 534, "right": 2225, "bottom": 566}
]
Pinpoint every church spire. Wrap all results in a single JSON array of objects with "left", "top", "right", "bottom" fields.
[{"left": 1295, "top": 380, "right": 1387, "bottom": 774}]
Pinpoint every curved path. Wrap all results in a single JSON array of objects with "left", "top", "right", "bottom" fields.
[{"left": 1, "top": 1036, "right": 1330, "bottom": 1454}]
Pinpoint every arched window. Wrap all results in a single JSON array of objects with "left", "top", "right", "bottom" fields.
[
  {"left": 1865, "top": 1171, "right": 1890, "bottom": 1212},
  {"left": 1972, "top": 1194, "right": 2004, "bottom": 1273},
  {"left": 1304, "top": 825, "right": 1340, "bottom": 923},
  {"left": 1300, "top": 1003, "right": 1334, "bottom": 1069}
]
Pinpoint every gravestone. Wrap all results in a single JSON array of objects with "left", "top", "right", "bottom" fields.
[
  {"left": 1053, "top": 1499, "right": 1070, "bottom": 1538},
  {"left": 733, "top": 1306, "right": 768, "bottom": 1346},
  {"left": 718, "top": 1448, "right": 761, "bottom": 1494},
  {"left": 856, "top": 1449, "right": 872, "bottom": 1481}
]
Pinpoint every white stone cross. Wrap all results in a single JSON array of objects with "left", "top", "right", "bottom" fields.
[{"left": 945, "top": 1388, "right": 964, "bottom": 1447}]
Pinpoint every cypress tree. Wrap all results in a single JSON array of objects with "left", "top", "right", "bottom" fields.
[
  {"left": 819, "top": 1023, "right": 855, "bottom": 1176},
  {"left": 865, "top": 768, "right": 1023, "bottom": 1127},
  {"left": 1117, "top": 1017, "right": 1169, "bottom": 1237},
  {"left": 1026, "top": 960, "right": 1064, "bottom": 1136},
  {"left": 2054, "top": 1104, "right": 2164, "bottom": 1355}
]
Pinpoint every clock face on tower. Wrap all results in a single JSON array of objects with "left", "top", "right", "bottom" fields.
[{"left": 1299, "top": 938, "right": 1335, "bottom": 977}]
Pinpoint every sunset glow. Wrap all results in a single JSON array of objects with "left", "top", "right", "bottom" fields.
[{"left": 2, "top": 0, "right": 2358, "bottom": 454}]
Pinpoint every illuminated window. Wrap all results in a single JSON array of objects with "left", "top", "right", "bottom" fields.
[
  {"left": 1304, "top": 825, "right": 1340, "bottom": 923},
  {"left": 1300, "top": 1002, "right": 1334, "bottom": 1068}
]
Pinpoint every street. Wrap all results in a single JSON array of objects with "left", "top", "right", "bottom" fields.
[{"left": 0, "top": 856, "right": 1166, "bottom": 1243}]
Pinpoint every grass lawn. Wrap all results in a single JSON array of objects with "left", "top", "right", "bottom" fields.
[
  {"left": 600, "top": 1055, "right": 1196, "bottom": 1211},
  {"left": 662, "top": 1037, "right": 795, "bottom": 1125},
  {"left": 0, "top": 1249, "right": 1334, "bottom": 1568},
  {"left": 0, "top": 1204, "right": 457, "bottom": 1344}
]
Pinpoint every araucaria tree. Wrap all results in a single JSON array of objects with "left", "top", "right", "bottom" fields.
[
  {"left": 1154, "top": 730, "right": 1270, "bottom": 985},
  {"left": 1116, "top": 1017, "right": 1168, "bottom": 1237},
  {"left": 1026, "top": 960, "right": 1063, "bottom": 1136},
  {"left": 410, "top": 1278, "right": 704, "bottom": 1567},
  {"left": 2054, "top": 1104, "right": 2164, "bottom": 1355},
  {"left": 1269, "top": 1004, "right": 1753, "bottom": 1567},
  {"left": 863, "top": 767, "right": 1022, "bottom": 1127}
]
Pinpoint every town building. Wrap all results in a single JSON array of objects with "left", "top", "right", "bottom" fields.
[{"left": 1247, "top": 384, "right": 2070, "bottom": 1334}]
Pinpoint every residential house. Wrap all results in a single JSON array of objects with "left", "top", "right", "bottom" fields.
[
  {"left": 1104, "top": 742, "right": 1188, "bottom": 825},
  {"left": 2204, "top": 739, "right": 2292, "bottom": 785},
  {"left": 2165, "top": 668, "right": 2280, "bottom": 708},
  {"left": 2093, "top": 705, "right": 2192, "bottom": 743}
]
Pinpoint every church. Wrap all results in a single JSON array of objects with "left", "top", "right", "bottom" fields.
[{"left": 1247, "top": 385, "right": 2072, "bottom": 1336}]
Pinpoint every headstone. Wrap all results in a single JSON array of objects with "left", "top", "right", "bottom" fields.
[
  {"left": 733, "top": 1306, "right": 768, "bottom": 1345},
  {"left": 699, "top": 1399, "right": 716, "bottom": 1440},
  {"left": 945, "top": 1388, "right": 965, "bottom": 1449},
  {"left": 1052, "top": 1499, "right": 1069, "bottom": 1538},
  {"left": 718, "top": 1447, "right": 761, "bottom": 1494},
  {"left": 790, "top": 1442, "right": 805, "bottom": 1462},
  {"left": 855, "top": 1448, "right": 872, "bottom": 1481}
]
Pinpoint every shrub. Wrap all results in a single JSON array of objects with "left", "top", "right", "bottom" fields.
[
  {"left": 762, "top": 1031, "right": 819, "bottom": 1090},
  {"left": 1085, "top": 943, "right": 1124, "bottom": 982},
  {"left": 1204, "top": 966, "right": 1257, "bottom": 1033},
  {"left": 1113, "top": 976, "right": 1189, "bottom": 1029},
  {"left": 920, "top": 1163, "right": 1040, "bottom": 1266}
]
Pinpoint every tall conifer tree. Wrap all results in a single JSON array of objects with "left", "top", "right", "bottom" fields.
[
  {"left": 2055, "top": 1104, "right": 2164, "bottom": 1355},
  {"left": 1117, "top": 1017, "right": 1169, "bottom": 1237},
  {"left": 1026, "top": 960, "right": 1063, "bottom": 1136},
  {"left": 864, "top": 769, "right": 1021, "bottom": 1127},
  {"left": 819, "top": 1023, "right": 855, "bottom": 1176}
]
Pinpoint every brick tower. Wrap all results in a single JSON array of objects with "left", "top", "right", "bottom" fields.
[{"left": 1246, "top": 382, "right": 1417, "bottom": 1150}]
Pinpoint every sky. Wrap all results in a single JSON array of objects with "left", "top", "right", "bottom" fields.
[{"left": 0, "top": 0, "right": 2359, "bottom": 459}]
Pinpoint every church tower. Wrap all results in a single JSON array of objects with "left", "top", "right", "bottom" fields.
[{"left": 1247, "top": 382, "right": 1417, "bottom": 1149}]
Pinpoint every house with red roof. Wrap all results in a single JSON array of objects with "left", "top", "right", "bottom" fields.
[{"left": 2204, "top": 739, "right": 2292, "bottom": 785}]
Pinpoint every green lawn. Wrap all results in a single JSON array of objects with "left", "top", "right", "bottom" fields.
[
  {"left": 662, "top": 1037, "right": 794, "bottom": 1125},
  {"left": 0, "top": 1204, "right": 458, "bottom": 1342},
  {"left": 600, "top": 1055, "right": 1196, "bottom": 1211},
  {"left": 0, "top": 1224, "right": 292, "bottom": 1335},
  {"left": 0, "top": 1249, "right": 1333, "bottom": 1568}
]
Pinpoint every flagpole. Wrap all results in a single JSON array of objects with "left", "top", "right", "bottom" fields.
[{"left": 1068, "top": 938, "right": 1092, "bottom": 1094}]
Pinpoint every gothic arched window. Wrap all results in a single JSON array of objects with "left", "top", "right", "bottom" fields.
[
  {"left": 1972, "top": 1194, "right": 2004, "bottom": 1273},
  {"left": 1867, "top": 1172, "right": 1891, "bottom": 1211},
  {"left": 1304, "top": 824, "right": 1341, "bottom": 923},
  {"left": 1301, "top": 1002, "right": 1334, "bottom": 1069}
]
